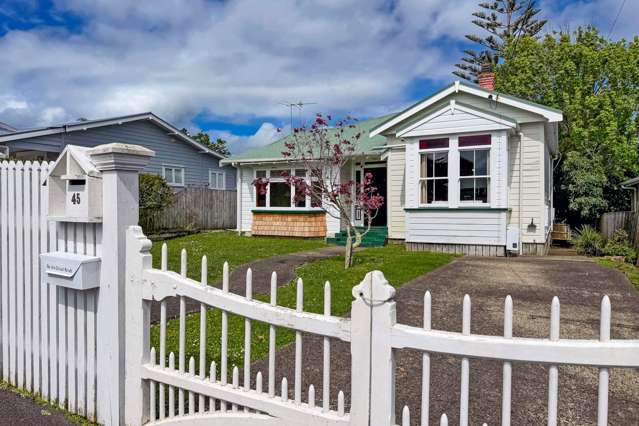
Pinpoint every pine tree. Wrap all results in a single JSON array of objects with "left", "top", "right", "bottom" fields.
[{"left": 454, "top": 0, "right": 546, "bottom": 82}]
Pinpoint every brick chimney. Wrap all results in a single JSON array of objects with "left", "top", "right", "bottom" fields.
[{"left": 478, "top": 62, "right": 495, "bottom": 91}]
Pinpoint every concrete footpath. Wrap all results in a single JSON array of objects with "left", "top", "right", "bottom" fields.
[{"left": 0, "top": 386, "right": 76, "bottom": 425}]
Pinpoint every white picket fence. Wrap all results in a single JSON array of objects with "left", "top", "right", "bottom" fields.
[
  {"left": 124, "top": 225, "right": 639, "bottom": 426},
  {"left": 2, "top": 148, "right": 639, "bottom": 426},
  {"left": 0, "top": 160, "right": 101, "bottom": 421}
]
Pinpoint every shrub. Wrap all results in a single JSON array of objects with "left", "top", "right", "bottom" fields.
[
  {"left": 602, "top": 229, "right": 637, "bottom": 263},
  {"left": 572, "top": 225, "right": 604, "bottom": 256},
  {"left": 139, "top": 174, "right": 174, "bottom": 223}
]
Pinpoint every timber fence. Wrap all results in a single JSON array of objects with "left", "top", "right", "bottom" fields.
[{"left": 140, "top": 187, "right": 236, "bottom": 233}]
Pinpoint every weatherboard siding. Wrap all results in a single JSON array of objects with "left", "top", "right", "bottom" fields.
[
  {"left": 401, "top": 108, "right": 511, "bottom": 137},
  {"left": 239, "top": 167, "right": 254, "bottom": 232},
  {"left": 406, "top": 209, "right": 507, "bottom": 245},
  {"left": 454, "top": 92, "right": 544, "bottom": 124},
  {"left": 386, "top": 148, "right": 406, "bottom": 239},
  {"left": 507, "top": 122, "right": 546, "bottom": 244},
  {"left": 4, "top": 121, "right": 234, "bottom": 188}
]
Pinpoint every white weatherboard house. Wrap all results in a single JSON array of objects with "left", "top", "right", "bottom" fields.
[{"left": 224, "top": 79, "right": 563, "bottom": 256}]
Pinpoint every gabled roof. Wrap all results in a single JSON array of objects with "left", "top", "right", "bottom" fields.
[
  {"left": 370, "top": 80, "right": 563, "bottom": 138},
  {"left": 0, "top": 121, "right": 16, "bottom": 134},
  {"left": 0, "top": 112, "right": 226, "bottom": 159},
  {"left": 396, "top": 100, "right": 519, "bottom": 138},
  {"left": 222, "top": 114, "right": 396, "bottom": 165},
  {"left": 48, "top": 145, "right": 101, "bottom": 179}
]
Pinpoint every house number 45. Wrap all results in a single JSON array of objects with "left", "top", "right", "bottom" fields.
[{"left": 71, "top": 192, "right": 81, "bottom": 205}]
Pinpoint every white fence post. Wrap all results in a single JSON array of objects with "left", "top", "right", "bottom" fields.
[
  {"left": 125, "top": 226, "right": 153, "bottom": 425},
  {"left": 90, "top": 144, "right": 154, "bottom": 425},
  {"left": 350, "top": 270, "right": 397, "bottom": 425}
]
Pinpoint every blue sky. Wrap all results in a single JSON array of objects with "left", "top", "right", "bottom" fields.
[{"left": 0, "top": 0, "right": 635, "bottom": 153}]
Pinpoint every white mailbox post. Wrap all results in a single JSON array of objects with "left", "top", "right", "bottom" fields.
[
  {"left": 40, "top": 143, "right": 154, "bottom": 425},
  {"left": 42, "top": 145, "right": 104, "bottom": 309}
]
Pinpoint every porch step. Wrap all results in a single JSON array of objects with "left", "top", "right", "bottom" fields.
[{"left": 327, "top": 226, "right": 388, "bottom": 247}]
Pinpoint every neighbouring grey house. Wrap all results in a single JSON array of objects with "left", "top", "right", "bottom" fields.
[
  {"left": 0, "top": 121, "right": 16, "bottom": 135},
  {"left": 0, "top": 112, "right": 235, "bottom": 189}
]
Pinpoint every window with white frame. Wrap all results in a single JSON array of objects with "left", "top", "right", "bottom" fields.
[
  {"left": 254, "top": 168, "right": 318, "bottom": 208},
  {"left": 163, "top": 165, "right": 185, "bottom": 186},
  {"left": 268, "top": 169, "right": 291, "bottom": 207},
  {"left": 419, "top": 138, "right": 449, "bottom": 204},
  {"left": 458, "top": 134, "right": 491, "bottom": 203},
  {"left": 209, "top": 170, "right": 225, "bottom": 190}
]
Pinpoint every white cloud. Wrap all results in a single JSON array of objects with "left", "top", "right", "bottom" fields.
[
  {"left": 0, "top": 0, "right": 634, "bottom": 153},
  {"left": 0, "top": 0, "right": 480, "bottom": 132},
  {"left": 209, "top": 122, "right": 289, "bottom": 154},
  {"left": 540, "top": 0, "right": 638, "bottom": 40}
]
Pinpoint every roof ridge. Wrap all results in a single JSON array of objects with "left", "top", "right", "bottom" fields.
[{"left": 225, "top": 113, "right": 397, "bottom": 164}]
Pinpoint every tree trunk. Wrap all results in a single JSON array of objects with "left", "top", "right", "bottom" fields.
[
  {"left": 344, "top": 226, "right": 362, "bottom": 269},
  {"left": 345, "top": 234, "right": 354, "bottom": 269}
]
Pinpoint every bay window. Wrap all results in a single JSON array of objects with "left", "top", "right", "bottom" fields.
[
  {"left": 419, "top": 138, "right": 449, "bottom": 204},
  {"left": 255, "top": 170, "right": 267, "bottom": 207},
  {"left": 294, "top": 169, "right": 307, "bottom": 207},
  {"left": 266, "top": 169, "right": 290, "bottom": 207},
  {"left": 459, "top": 135, "right": 490, "bottom": 204},
  {"left": 254, "top": 168, "right": 320, "bottom": 208},
  {"left": 413, "top": 134, "right": 493, "bottom": 207}
]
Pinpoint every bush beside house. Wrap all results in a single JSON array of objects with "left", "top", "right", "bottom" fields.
[
  {"left": 573, "top": 226, "right": 637, "bottom": 263},
  {"left": 139, "top": 173, "right": 174, "bottom": 228}
]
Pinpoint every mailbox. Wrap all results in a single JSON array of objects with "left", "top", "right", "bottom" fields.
[
  {"left": 46, "top": 145, "right": 102, "bottom": 222},
  {"left": 41, "top": 251, "right": 101, "bottom": 290}
]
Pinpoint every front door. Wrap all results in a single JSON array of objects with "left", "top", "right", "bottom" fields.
[
  {"left": 354, "top": 164, "right": 387, "bottom": 227},
  {"left": 364, "top": 166, "right": 387, "bottom": 226}
]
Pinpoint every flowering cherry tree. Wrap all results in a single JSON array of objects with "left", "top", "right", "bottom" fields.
[{"left": 252, "top": 114, "right": 384, "bottom": 268}]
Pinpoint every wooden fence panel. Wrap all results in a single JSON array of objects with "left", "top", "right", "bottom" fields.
[
  {"left": 140, "top": 187, "right": 236, "bottom": 233},
  {"left": 599, "top": 211, "right": 634, "bottom": 240}
]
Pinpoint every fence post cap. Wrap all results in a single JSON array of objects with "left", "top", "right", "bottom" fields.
[
  {"left": 352, "top": 270, "right": 395, "bottom": 303},
  {"left": 89, "top": 143, "right": 155, "bottom": 172}
]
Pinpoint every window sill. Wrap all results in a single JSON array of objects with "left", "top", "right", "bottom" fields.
[
  {"left": 252, "top": 208, "right": 325, "bottom": 214},
  {"left": 405, "top": 206, "right": 509, "bottom": 212}
]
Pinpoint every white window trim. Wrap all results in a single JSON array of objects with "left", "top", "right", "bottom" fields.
[
  {"left": 418, "top": 146, "right": 450, "bottom": 207},
  {"left": 209, "top": 169, "right": 226, "bottom": 190},
  {"left": 254, "top": 167, "right": 322, "bottom": 209},
  {"left": 412, "top": 132, "right": 497, "bottom": 208},
  {"left": 162, "top": 164, "right": 185, "bottom": 187},
  {"left": 458, "top": 145, "right": 491, "bottom": 205}
]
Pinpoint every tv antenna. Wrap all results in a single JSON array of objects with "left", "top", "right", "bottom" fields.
[{"left": 280, "top": 101, "right": 317, "bottom": 133}]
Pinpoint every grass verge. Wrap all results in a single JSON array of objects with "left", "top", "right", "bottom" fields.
[
  {"left": 151, "top": 244, "right": 455, "bottom": 372},
  {"left": 596, "top": 258, "right": 639, "bottom": 290},
  {"left": 150, "top": 231, "right": 327, "bottom": 284}
]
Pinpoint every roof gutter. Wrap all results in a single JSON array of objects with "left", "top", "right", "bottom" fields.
[{"left": 621, "top": 183, "right": 637, "bottom": 212}]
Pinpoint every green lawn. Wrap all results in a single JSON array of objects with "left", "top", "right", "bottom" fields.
[
  {"left": 150, "top": 231, "right": 327, "bottom": 284},
  {"left": 151, "top": 243, "right": 455, "bottom": 374},
  {"left": 596, "top": 258, "right": 639, "bottom": 290}
]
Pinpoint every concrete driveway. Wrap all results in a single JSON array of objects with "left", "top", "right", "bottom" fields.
[{"left": 253, "top": 256, "right": 639, "bottom": 425}]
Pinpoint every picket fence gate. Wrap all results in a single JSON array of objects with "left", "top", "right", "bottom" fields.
[
  {"left": 2, "top": 146, "right": 639, "bottom": 426},
  {"left": 125, "top": 224, "right": 639, "bottom": 426}
]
